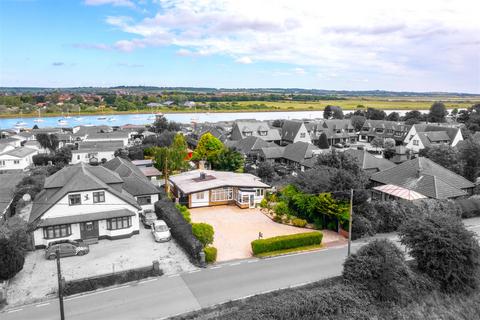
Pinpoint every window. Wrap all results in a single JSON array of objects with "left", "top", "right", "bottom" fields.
[
  {"left": 43, "top": 224, "right": 72, "bottom": 239},
  {"left": 14, "top": 160, "right": 20, "bottom": 164},
  {"left": 68, "top": 194, "right": 81, "bottom": 206},
  {"left": 107, "top": 217, "right": 131, "bottom": 230},
  {"left": 256, "top": 189, "right": 264, "bottom": 197},
  {"left": 375, "top": 128, "right": 384, "bottom": 133},
  {"left": 300, "top": 133, "right": 306, "bottom": 138},
  {"left": 0, "top": 161, "right": 5, "bottom": 166},
  {"left": 93, "top": 191, "right": 105, "bottom": 203},
  {"left": 77, "top": 155, "right": 80, "bottom": 160},
  {"left": 413, "top": 140, "right": 419, "bottom": 146},
  {"left": 211, "top": 187, "right": 233, "bottom": 202},
  {"left": 259, "top": 131, "right": 267, "bottom": 136},
  {"left": 137, "top": 195, "right": 152, "bottom": 205}
]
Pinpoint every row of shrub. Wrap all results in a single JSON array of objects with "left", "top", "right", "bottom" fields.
[
  {"left": 251, "top": 231, "right": 323, "bottom": 255},
  {"left": 0, "top": 217, "right": 29, "bottom": 281},
  {"left": 63, "top": 263, "right": 163, "bottom": 296},
  {"left": 154, "top": 196, "right": 204, "bottom": 265},
  {"left": 174, "top": 203, "right": 217, "bottom": 264}
]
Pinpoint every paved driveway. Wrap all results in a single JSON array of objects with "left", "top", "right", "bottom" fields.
[
  {"left": 6, "top": 227, "right": 196, "bottom": 307},
  {"left": 190, "top": 206, "right": 346, "bottom": 262}
]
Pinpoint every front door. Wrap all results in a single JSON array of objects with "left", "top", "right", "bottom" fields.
[
  {"left": 249, "top": 194, "right": 255, "bottom": 208},
  {"left": 80, "top": 221, "right": 99, "bottom": 239}
]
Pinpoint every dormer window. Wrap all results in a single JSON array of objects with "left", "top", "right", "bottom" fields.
[
  {"left": 259, "top": 130, "right": 268, "bottom": 136},
  {"left": 362, "top": 127, "right": 369, "bottom": 132},
  {"left": 347, "top": 129, "right": 354, "bottom": 133},
  {"left": 335, "top": 129, "right": 342, "bottom": 134},
  {"left": 300, "top": 133, "right": 306, "bottom": 138},
  {"left": 243, "top": 131, "right": 252, "bottom": 137},
  {"left": 375, "top": 128, "right": 384, "bottom": 134}
]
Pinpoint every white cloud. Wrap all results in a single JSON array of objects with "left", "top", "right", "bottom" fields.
[
  {"left": 84, "top": 0, "right": 135, "bottom": 7},
  {"left": 89, "top": 0, "right": 479, "bottom": 90},
  {"left": 293, "top": 68, "right": 306, "bottom": 75},
  {"left": 235, "top": 56, "right": 253, "bottom": 64}
]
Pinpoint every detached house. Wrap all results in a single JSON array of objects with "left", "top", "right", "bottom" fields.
[
  {"left": 404, "top": 124, "right": 463, "bottom": 153},
  {"left": 0, "top": 147, "right": 38, "bottom": 173},
  {"left": 307, "top": 119, "right": 357, "bottom": 146},
  {"left": 228, "top": 136, "right": 276, "bottom": 162},
  {"left": 359, "top": 120, "right": 410, "bottom": 145},
  {"left": 29, "top": 163, "right": 142, "bottom": 248},
  {"left": 71, "top": 141, "right": 124, "bottom": 164},
  {"left": 169, "top": 170, "right": 270, "bottom": 209},
  {"left": 281, "top": 120, "right": 311, "bottom": 145},
  {"left": 370, "top": 157, "right": 475, "bottom": 200},
  {"left": 230, "top": 120, "right": 281, "bottom": 143}
]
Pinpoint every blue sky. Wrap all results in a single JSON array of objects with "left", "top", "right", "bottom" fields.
[{"left": 0, "top": 0, "right": 479, "bottom": 93}]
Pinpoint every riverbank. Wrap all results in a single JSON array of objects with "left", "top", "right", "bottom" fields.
[{"left": 1, "top": 98, "right": 478, "bottom": 119}]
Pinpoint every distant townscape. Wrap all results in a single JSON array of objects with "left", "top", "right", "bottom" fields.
[{"left": 0, "top": 101, "right": 479, "bottom": 319}]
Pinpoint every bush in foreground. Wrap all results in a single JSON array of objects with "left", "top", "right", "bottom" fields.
[
  {"left": 292, "top": 218, "right": 307, "bottom": 227},
  {"left": 343, "top": 239, "right": 419, "bottom": 304},
  {"left": 191, "top": 223, "right": 214, "bottom": 247},
  {"left": 175, "top": 204, "right": 191, "bottom": 223},
  {"left": 204, "top": 246, "right": 217, "bottom": 263},
  {"left": 251, "top": 232, "right": 323, "bottom": 255},
  {"left": 399, "top": 212, "right": 480, "bottom": 293},
  {"left": 0, "top": 238, "right": 25, "bottom": 281}
]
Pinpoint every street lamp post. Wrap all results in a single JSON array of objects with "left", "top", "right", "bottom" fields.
[
  {"left": 56, "top": 249, "right": 65, "bottom": 320},
  {"left": 347, "top": 189, "right": 353, "bottom": 256}
]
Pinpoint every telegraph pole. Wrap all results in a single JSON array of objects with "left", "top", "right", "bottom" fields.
[
  {"left": 56, "top": 249, "right": 65, "bottom": 320},
  {"left": 164, "top": 152, "right": 170, "bottom": 195},
  {"left": 347, "top": 189, "right": 353, "bottom": 256}
]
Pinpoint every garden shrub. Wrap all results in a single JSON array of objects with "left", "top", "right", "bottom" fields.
[
  {"left": 259, "top": 198, "right": 268, "bottom": 208},
  {"left": 457, "top": 198, "right": 480, "bottom": 218},
  {"left": 273, "top": 201, "right": 290, "bottom": 216},
  {"left": 155, "top": 197, "right": 203, "bottom": 264},
  {"left": 313, "top": 218, "right": 323, "bottom": 230},
  {"left": 191, "top": 223, "right": 214, "bottom": 246},
  {"left": 292, "top": 218, "right": 307, "bottom": 227},
  {"left": 251, "top": 232, "right": 323, "bottom": 255},
  {"left": 272, "top": 215, "right": 283, "bottom": 223},
  {"left": 0, "top": 216, "right": 29, "bottom": 253},
  {"left": 175, "top": 204, "right": 191, "bottom": 223},
  {"left": 343, "top": 239, "right": 418, "bottom": 304},
  {"left": 204, "top": 246, "right": 217, "bottom": 263},
  {"left": 0, "top": 238, "right": 25, "bottom": 281},
  {"left": 399, "top": 212, "right": 480, "bottom": 293}
]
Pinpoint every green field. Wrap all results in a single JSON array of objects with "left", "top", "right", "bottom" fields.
[{"left": 233, "top": 99, "right": 480, "bottom": 111}]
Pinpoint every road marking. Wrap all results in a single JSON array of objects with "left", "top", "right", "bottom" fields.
[
  {"left": 64, "top": 284, "right": 131, "bottom": 301},
  {"left": 210, "top": 266, "right": 221, "bottom": 269},
  {"left": 7, "top": 309, "right": 23, "bottom": 313},
  {"left": 168, "top": 274, "right": 180, "bottom": 278},
  {"left": 247, "top": 259, "right": 258, "bottom": 263},
  {"left": 188, "top": 270, "right": 200, "bottom": 274},
  {"left": 35, "top": 302, "right": 50, "bottom": 307},
  {"left": 229, "top": 262, "right": 241, "bottom": 266},
  {"left": 139, "top": 278, "right": 158, "bottom": 284}
]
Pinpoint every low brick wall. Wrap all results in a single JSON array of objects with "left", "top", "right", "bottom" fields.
[{"left": 63, "top": 261, "right": 163, "bottom": 296}]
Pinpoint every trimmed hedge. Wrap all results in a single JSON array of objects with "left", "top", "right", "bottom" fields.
[
  {"left": 155, "top": 195, "right": 204, "bottom": 265},
  {"left": 251, "top": 232, "right": 323, "bottom": 255},
  {"left": 175, "top": 204, "right": 192, "bottom": 223},
  {"left": 204, "top": 246, "right": 217, "bottom": 263},
  {"left": 64, "top": 264, "right": 162, "bottom": 296}
]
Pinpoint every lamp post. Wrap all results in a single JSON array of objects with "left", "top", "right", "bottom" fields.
[
  {"left": 56, "top": 249, "right": 65, "bottom": 320},
  {"left": 347, "top": 189, "right": 353, "bottom": 256}
]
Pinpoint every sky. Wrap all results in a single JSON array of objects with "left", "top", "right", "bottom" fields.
[{"left": 0, "top": 0, "right": 479, "bottom": 93}]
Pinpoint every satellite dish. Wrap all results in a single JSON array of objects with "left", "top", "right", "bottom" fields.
[{"left": 22, "top": 193, "right": 31, "bottom": 202}]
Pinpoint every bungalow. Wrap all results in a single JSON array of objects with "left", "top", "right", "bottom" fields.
[
  {"left": 0, "top": 147, "right": 38, "bottom": 173},
  {"left": 230, "top": 120, "right": 281, "bottom": 143},
  {"left": 343, "top": 149, "right": 396, "bottom": 174},
  {"left": 404, "top": 124, "right": 462, "bottom": 152},
  {"left": 258, "top": 146, "right": 285, "bottom": 164},
  {"left": 370, "top": 157, "right": 475, "bottom": 200},
  {"left": 281, "top": 120, "right": 311, "bottom": 145},
  {"left": 85, "top": 131, "right": 131, "bottom": 147},
  {"left": 169, "top": 170, "right": 270, "bottom": 209},
  {"left": 103, "top": 157, "right": 160, "bottom": 211},
  {"left": 131, "top": 159, "right": 162, "bottom": 186},
  {"left": 281, "top": 141, "right": 321, "bottom": 169},
  {"left": 28, "top": 163, "right": 142, "bottom": 249}
]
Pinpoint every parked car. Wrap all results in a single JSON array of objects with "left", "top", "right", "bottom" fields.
[
  {"left": 333, "top": 143, "right": 344, "bottom": 148},
  {"left": 45, "top": 240, "right": 89, "bottom": 260},
  {"left": 140, "top": 209, "right": 157, "bottom": 228},
  {"left": 151, "top": 220, "right": 171, "bottom": 242}
]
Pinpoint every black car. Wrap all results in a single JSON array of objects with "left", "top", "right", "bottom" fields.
[
  {"left": 140, "top": 209, "right": 157, "bottom": 228},
  {"left": 45, "top": 240, "right": 89, "bottom": 260}
]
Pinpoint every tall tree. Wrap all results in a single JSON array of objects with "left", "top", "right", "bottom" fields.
[
  {"left": 191, "top": 133, "right": 224, "bottom": 163},
  {"left": 256, "top": 162, "right": 275, "bottom": 182},
  {"left": 403, "top": 110, "right": 424, "bottom": 125},
  {"left": 210, "top": 148, "right": 244, "bottom": 172},
  {"left": 169, "top": 133, "right": 188, "bottom": 171},
  {"left": 366, "top": 108, "right": 386, "bottom": 120},
  {"left": 428, "top": 102, "right": 447, "bottom": 123},
  {"left": 385, "top": 112, "right": 400, "bottom": 122},
  {"left": 317, "top": 133, "right": 330, "bottom": 149},
  {"left": 36, "top": 133, "right": 59, "bottom": 153},
  {"left": 419, "top": 145, "right": 463, "bottom": 175},
  {"left": 458, "top": 138, "right": 480, "bottom": 182}
]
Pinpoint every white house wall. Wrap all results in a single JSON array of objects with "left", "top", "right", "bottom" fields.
[
  {"left": 451, "top": 129, "right": 463, "bottom": 147},
  {"left": 190, "top": 191, "right": 209, "bottom": 208},
  {"left": 405, "top": 134, "right": 424, "bottom": 153},
  {"left": 71, "top": 151, "right": 116, "bottom": 164},
  {"left": 0, "top": 153, "right": 36, "bottom": 171},
  {"left": 137, "top": 193, "right": 159, "bottom": 211},
  {"left": 292, "top": 124, "right": 312, "bottom": 144}
]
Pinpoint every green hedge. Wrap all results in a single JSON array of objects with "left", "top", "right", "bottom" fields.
[
  {"left": 175, "top": 204, "right": 191, "bottom": 223},
  {"left": 251, "top": 232, "right": 323, "bottom": 255},
  {"left": 192, "top": 223, "right": 214, "bottom": 246},
  {"left": 204, "top": 246, "right": 217, "bottom": 263},
  {"left": 292, "top": 218, "right": 308, "bottom": 227}
]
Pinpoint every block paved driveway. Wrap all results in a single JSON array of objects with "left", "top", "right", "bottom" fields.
[{"left": 190, "top": 206, "right": 346, "bottom": 262}]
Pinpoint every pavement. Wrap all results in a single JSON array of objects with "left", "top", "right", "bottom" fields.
[
  {"left": 2, "top": 217, "right": 479, "bottom": 320},
  {"left": 190, "top": 206, "right": 346, "bottom": 261}
]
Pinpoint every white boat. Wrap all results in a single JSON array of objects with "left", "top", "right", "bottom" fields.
[
  {"left": 75, "top": 117, "right": 83, "bottom": 122},
  {"left": 58, "top": 119, "right": 68, "bottom": 126},
  {"left": 15, "top": 121, "right": 27, "bottom": 128},
  {"left": 108, "top": 117, "right": 117, "bottom": 122},
  {"left": 97, "top": 116, "right": 107, "bottom": 120}
]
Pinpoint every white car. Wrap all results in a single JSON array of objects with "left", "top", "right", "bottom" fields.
[{"left": 151, "top": 220, "right": 171, "bottom": 242}]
